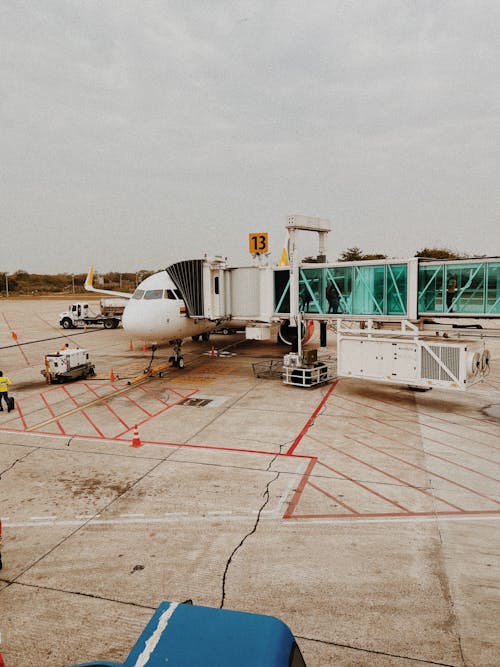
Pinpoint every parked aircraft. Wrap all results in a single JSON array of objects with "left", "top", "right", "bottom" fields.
[{"left": 85, "top": 263, "right": 313, "bottom": 368}]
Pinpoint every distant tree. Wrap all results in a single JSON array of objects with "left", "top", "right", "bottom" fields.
[
  {"left": 361, "top": 253, "right": 387, "bottom": 261},
  {"left": 338, "top": 247, "right": 387, "bottom": 262},
  {"left": 414, "top": 247, "right": 465, "bottom": 260},
  {"left": 338, "top": 247, "right": 364, "bottom": 262}
]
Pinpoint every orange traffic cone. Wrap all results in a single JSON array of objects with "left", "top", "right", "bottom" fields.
[
  {"left": 0, "top": 651, "right": 6, "bottom": 666},
  {"left": 11, "top": 331, "right": 17, "bottom": 340},
  {"left": 129, "top": 339, "right": 134, "bottom": 351},
  {"left": 142, "top": 342, "right": 147, "bottom": 353},
  {"left": 131, "top": 425, "right": 142, "bottom": 448},
  {"left": 109, "top": 368, "right": 116, "bottom": 382},
  {"left": 210, "top": 346, "right": 215, "bottom": 357}
]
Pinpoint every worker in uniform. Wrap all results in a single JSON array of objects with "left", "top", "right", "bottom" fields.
[
  {"left": 446, "top": 275, "right": 457, "bottom": 311},
  {"left": 60, "top": 343, "right": 70, "bottom": 351},
  {"left": 0, "top": 371, "right": 12, "bottom": 412}
]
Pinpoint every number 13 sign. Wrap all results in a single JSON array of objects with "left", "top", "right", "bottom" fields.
[{"left": 248, "top": 233, "right": 269, "bottom": 255}]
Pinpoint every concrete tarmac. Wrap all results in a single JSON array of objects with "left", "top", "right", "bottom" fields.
[{"left": 0, "top": 299, "right": 499, "bottom": 666}]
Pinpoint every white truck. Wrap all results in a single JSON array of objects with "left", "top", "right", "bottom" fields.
[
  {"left": 59, "top": 299, "right": 127, "bottom": 330},
  {"left": 42, "top": 348, "right": 95, "bottom": 384}
]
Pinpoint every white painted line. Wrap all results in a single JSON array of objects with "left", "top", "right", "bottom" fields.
[
  {"left": 134, "top": 602, "right": 179, "bottom": 667},
  {"left": 30, "top": 516, "right": 57, "bottom": 521},
  {"left": 75, "top": 514, "right": 96, "bottom": 520},
  {"left": 207, "top": 511, "right": 232, "bottom": 515},
  {"left": 120, "top": 513, "right": 145, "bottom": 518},
  {"left": 0, "top": 517, "right": 10, "bottom": 521},
  {"left": 4, "top": 512, "right": 499, "bottom": 529}
]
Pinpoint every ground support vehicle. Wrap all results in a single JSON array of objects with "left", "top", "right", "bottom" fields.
[
  {"left": 42, "top": 349, "right": 95, "bottom": 384},
  {"left": 59, "top": 299, "right": 126, "bottom": 330},
  {"left": 68, "top": 600, "right": 306, "bottom": 666}
]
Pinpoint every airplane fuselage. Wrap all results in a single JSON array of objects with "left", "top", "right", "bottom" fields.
[{"left": 121, "top": 271, "right": 215, "bottom": 343}]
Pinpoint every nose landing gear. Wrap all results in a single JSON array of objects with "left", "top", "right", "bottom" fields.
[{"left": 169, "top": 339, "right": 185, "bottom": 368}]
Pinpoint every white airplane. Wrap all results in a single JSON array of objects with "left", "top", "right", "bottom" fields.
[
  {"left": 85, "top": 263, "right": 314, "bottom": 369},
  {"left": 85, "top": 266, "right": 216, "bottom": 367}
]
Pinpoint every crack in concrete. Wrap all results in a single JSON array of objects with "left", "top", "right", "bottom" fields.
[
  {"left": 0, "top": 446, "right": 39, "bottom": 478},
  {"left": 296, "top": 633, "right": 462, "bottom": 666},
  {"left": 218, "top": 448, "right": 283, "bottom": 609}
]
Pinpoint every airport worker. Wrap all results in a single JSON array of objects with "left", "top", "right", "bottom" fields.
[
  {"left": 0, "top": 371, "right": 12, "bottom": 412},
  {"left": 60, "top": 342, "right": 70, "bottom": 351},
  {"left": 326, "top": 282, "right": 341, "bottom": 314},
  {"left": 446, "top": 275, "right": 457, "bottom": 311}
]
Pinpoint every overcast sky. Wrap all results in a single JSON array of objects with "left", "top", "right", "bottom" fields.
[{"left": 1, "top": 1, "right": 499, "bottom": 273}]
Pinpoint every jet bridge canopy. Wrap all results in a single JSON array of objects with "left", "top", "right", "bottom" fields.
[{"left": 274, "top": 258, "right": 500, "bottom": 319}]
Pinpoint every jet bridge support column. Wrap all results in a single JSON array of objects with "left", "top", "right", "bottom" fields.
[{"left": 282, "top": 215, "right": 333, "bottom": 387}]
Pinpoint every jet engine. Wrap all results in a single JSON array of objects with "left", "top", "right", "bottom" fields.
[{"left": 278, "top": 319, "right": 315, "bottom": 345}]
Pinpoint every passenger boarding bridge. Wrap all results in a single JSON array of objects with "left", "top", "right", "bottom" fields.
[
  {"left": 163, "top": 203, "right": 498, "bottom": 390},
  {"left": 165, "top": 255, "right": 500, "bottom": 324},
  {"left": 275, "top": 257, "right": 500, "bottom": 320}
]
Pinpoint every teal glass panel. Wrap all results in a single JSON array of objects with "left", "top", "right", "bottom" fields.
[
  {"left": 274, "top": 269, "right": 290, "bottom": 314},
  {"left": 300, "top": 269, "right": 324, "bottom": 313},
  {"left": 386, "top": 264, "right": 407, "bottom": 315},
  {"left": 352, "top": 265, "right": 385, "bottom": 314},
  {"left": 325, "top": 267, "right": 353, "bottom": 314},
  {"left": 486, "top": 263, "right": 500, "bottom": 314},
  {"left": 418, "top": 264, "right": 445, "bottom": 313},
  {"left": 444, "top": 263, "right": 485, "bottom": 313}
]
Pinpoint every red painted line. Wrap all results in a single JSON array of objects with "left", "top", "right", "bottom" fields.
[
  {"left": 334, "top": 394, "right": 500, "bottom": 464},
  {"left": 40, "top": 393, "right": 65, "bottom": 435},
  {"left": 83, "top": 384, "right": 130, "bottom": 431},
  {"left": 113, "top": 390, "right": 199, "bottom": 438},
  {"left": 348, "top": 420, "right": 500, "bottom": 484},
  {"left": 307, "top": 480, "right": 360, "bottom": 514},
  {"left": 309, "top": 454, "right": 410, "bottom": 513},
  {"left": 116, "top": 392, "right": 153, "bottom": 416},
  {"left": 286, "top": 509, "right": 500, "bottom": 520},
  {"left": 61, "top": 386, "right": 106, "bottom": 438},
  {"left": 137, "top": 385, "right": 172, "bottom": 406},
  {"left": 15, "top": 400, "right": 27, "bottom": 430},
  {"left": 286, "top": 380, "right": 339, "bottom": 455},
  {"left": 346, "top": 434, "right": 499, "bottom": 506},
  {"left": 364, "top": 392, "right": 500, "bottom": 452},
  {"left": 317, "top": 443, "right": 465, "bottom": 512},
  {"left": 284, "top": 457, "right": 317, "bottom": 518}
]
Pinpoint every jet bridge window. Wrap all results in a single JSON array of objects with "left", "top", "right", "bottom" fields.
[
  {"left": 144, "top": 289, "right": 163, "bottom": 300},
  {"left": 132, "top": 289, "right": 145, "bottom": 300},
  {"left": 164, "top": 289, "right": 177, "bottom": 299}
]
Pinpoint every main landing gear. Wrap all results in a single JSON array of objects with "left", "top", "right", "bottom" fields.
[{"left": 169, "top": 339, "right": 185, "bottom": 368}]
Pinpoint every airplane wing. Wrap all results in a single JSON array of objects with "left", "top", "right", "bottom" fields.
[{"left": 84, "top": 265, "right": 132, "bottom": 299}]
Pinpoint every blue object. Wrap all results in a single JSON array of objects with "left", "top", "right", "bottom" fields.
[{"left": 69, "top": 601, "right": 306, "bottom": 666}]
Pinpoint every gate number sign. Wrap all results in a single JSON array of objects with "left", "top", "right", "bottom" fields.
[{"left": 249, "top": 233, "right": 268, "bottom": 255}]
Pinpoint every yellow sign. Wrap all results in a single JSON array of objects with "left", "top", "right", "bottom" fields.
[{"left": 249, "top": 232, "right": 269, "bottom": 255}]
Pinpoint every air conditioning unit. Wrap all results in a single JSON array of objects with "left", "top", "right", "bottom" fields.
[{"left": 337, "top": 327, "right": 489, "bottom": 391}]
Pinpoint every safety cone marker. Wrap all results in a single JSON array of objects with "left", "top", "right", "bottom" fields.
[
  {"left": 142, "top": 342, "right": 147, "bottom": 352},
  {"left": 129, "top": 339, "right": 134, "bottom": 351},
  {"left": 131, "top": 425, "right": 142, "bottom": 448},
  {"left": 11, "top": 331, "right": 17, "bottom": 340},
  {"left": 210, "top": 346, "right": 215, "bottom": 357},
  {"left": 0, "top": 651, "right": 6, "bottom": 666},
  {"left": 109, "top": 368, "right": 116, "bottom": 382}
]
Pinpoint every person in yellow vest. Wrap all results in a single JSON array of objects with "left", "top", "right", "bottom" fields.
[{"left": 0, "top": 371, "right": 12, "bottom": 412}]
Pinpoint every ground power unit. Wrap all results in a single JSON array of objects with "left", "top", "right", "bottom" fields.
[{"left": 337, "top": 323, "right": 489, "bottom": 391}]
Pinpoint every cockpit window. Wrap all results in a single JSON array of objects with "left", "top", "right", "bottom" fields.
[
  {"left": 174, "top": 289, "right": 182, "bottom": 299},
  {"left": 144, "top": 289, "right": 163, "bottom": 300},
  {"left": 164, "top": 289, "right": 177, "bottom": 300},
  {"left": 132, "top": 289, "right": 145, "bottom": 300}
]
